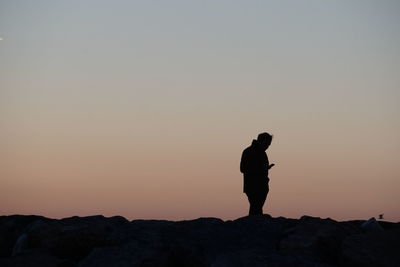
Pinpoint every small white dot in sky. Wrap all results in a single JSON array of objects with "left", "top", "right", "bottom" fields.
[{"left": 0, "top": 37, "right": 4, "bottom": 41}]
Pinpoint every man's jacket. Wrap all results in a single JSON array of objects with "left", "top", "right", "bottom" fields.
[{"left": 240, "top": 140, "right": 269, "bottom": 193}]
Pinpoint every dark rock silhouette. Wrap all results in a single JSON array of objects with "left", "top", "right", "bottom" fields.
[
  {"left": 240, "top": 133, "right": 274, "bottom": 216},
  {"left": 0, "top": 214, "right": 399, "bottom": 266}
]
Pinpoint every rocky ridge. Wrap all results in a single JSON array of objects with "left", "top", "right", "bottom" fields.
[{"left": 0, "top": 214, "right": 399, "bottom": 266}]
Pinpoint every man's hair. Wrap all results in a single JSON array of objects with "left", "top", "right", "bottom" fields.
[{"left": 257, "top": 132, "right": 273, "bottom": 143}]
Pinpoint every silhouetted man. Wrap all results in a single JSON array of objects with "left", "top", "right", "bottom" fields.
[{"left": 240, "top": 132, "right": 274, "bottom": 216}]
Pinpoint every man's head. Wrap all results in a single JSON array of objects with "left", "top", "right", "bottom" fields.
[{"left": 257, "top": 132, "right": 273, "bottom": 151}]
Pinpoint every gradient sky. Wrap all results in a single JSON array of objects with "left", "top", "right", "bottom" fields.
[{"left": 1, "top": 1, "right": 399, "bottom": 222}]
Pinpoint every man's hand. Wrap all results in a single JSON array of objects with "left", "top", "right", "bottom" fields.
[{"left": 268, "top": 164, "right": 275, "bottom": 169}]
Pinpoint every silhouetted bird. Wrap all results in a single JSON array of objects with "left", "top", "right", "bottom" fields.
[
  {"left": 240, "top": 132, "right": 274, "bottom": 216},
  {"left": 379, "top": 214, "right": 384, "bottom": 220}
]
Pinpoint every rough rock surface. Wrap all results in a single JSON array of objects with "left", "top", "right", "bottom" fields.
[{"left": 0, "top": 214, "right": 398, "bottom": 267}]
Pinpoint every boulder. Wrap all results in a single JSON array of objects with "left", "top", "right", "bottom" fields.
[
  {"left": 340, "top": 228, "right": 400, "bottom": 267},
  {"left": 0, "top": 215, "right": 48, "bottom": 257},
  {"left": 3, "top": 215, "right": 130, "bottom": 262},
  {"left": 1, "top": 214, "right": 399, "bottom": 266},
  {"left": 278, "top": 216, "right": 361, "bottom": 265},
  {"left": 78, "top": 240, "right": 172, "bottom": 267},
  {"left": 0, "top": 250, "right": 74, "bottom": 267},
  {"left": 361, "top": 217, "right": 384, "bottom": 232}
]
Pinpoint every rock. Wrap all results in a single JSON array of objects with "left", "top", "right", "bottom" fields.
[
  {"left": 278, "top": 216, "right": 361, "bottom": 265},
  {"left": 0, "top": 214, "right": 399, "bottom": 266},
  {"left": 0, "top": 215, "right": 48, "bottom": 257},
  {"left": 78, "top": 240, "right": 172, "bottom": 267},
  {"left": 379, "top": 221, "right": 400, "bottom": 230},
  {"left": 361, "top": 217, "right": 384, "bottom": 232},
  {"left": 11, "top": 233, "right": 28, "bottom": 256},
  {"left": 340, "top": 228, "right": 400, "bottom": 267},
  {"left": 211, "top": 249, "right": 330, "bottom": 267},
  {"left": 1, "top": 215, "right": 130, "bottom": 263},
  {"left": 130, "top": 217, "right": 227, "bottom": 266},
  {"left": 0, "top": 251, "right": 74, "bottom": 267},
  {"left": 40, "top": 215, "right": 129, "bottom": 260}
]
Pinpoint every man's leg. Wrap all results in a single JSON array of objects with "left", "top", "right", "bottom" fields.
[
  {"left": 246, "top": 182, "right": 269, "bottom": 215},
  {"left": 245, "top": 192, "right": 258, "bottom": 215},
  {"left": 258, "top": 184, "right": 269, "bottom": 214},
  {"left": 253, "top": 184, "right": 269, "bottom": 215}
]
